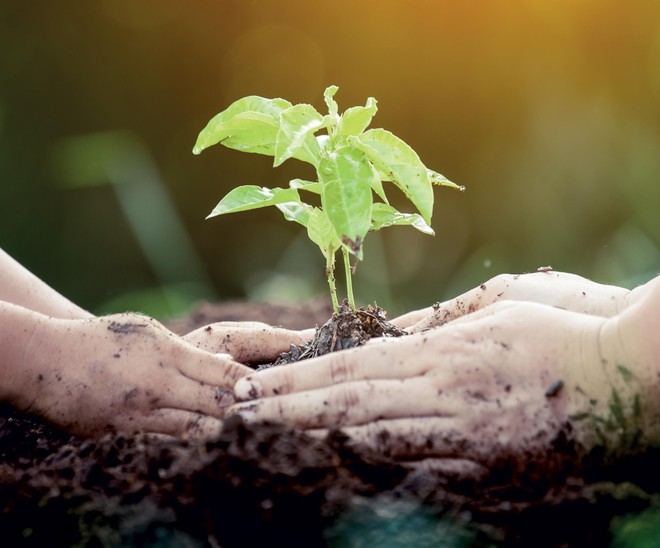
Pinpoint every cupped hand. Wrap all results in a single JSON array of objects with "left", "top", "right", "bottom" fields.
[
  {"left": 230, "top": 300, "right": 642, "bottom": 480},
  {"left": 392, "top": 271, "right": 631, "bottom": 331},
  {"left": 15, "top": 313, "right": 253, "bottom": 438},
  {"left": 183, "top": 322, "right": 315, "bottom": 364}
]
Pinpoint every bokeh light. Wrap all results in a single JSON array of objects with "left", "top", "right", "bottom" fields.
[{"left": 1, "top": 0, "right": 658, "bottom": 317}]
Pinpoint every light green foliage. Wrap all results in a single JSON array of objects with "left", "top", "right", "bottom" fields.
[
  {"left": 194, "top": 86, "right": 461, "bottom": 311},
  {"left": 193, "top": 97, "right": 291, "bottom": 155},
  {"left": 348, "top": 129, "right": 433, "bottom": 223},
  {"left": 318, "top": 146, "right": 375, "bottom": 258},
  {"left": 207, "top": 185, "right": 300, "bottom": 217}
]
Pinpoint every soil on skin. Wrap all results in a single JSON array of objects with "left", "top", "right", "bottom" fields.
[{"left": 0, "top": 299, "right": 658, "bottom": 546}]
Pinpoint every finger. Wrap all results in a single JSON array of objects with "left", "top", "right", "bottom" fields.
[
  {"left": 407, "top": 300, "right": 522, "bottom": 336},
  {"left": 408, "top": 273, "right": 544, "bottom": 333},
  {"left": 409, "top": 272, "right": 625, "bottom": 333},
  {"left": 442, "top": 300, "right": 514, "bottom": 323},
  {"left": 231, "top": 377, "right": 461, "bottom": 428},
  {"left": 183, "top": 324, "right": 315, "bottom": 363},
  {"left": 176, "top": 348, "right": 252, "bottom": 386},
  {"left": 160, "top": 375, "right": 238, "bottom": 418},
  {"left": 408, "top": 287, "right": 489, "bottom": 333},
  {"left": 112, "top": 409, "right": 223, "bottom": 438},
  {"left": 234, "top": 336, "right": 429, "bottom": 399},
  {"left": 389, "top": 306, "right": 434, "bottom": 329}
]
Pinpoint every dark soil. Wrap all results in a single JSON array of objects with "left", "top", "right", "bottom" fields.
[
  {"left": 262, "top": 300, "right": 406, "bottom": 368},
  {"left": 1, "top": 299, "right": 659, "bottom": 546}
]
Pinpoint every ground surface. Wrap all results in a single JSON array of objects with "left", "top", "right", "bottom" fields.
[{"left": 1, "top": 299, "right": 658, "bottom": 546}]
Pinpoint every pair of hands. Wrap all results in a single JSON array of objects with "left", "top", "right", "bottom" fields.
[
  {"left": 18, "top": 268, "right": 650, "bottom": 483},
  {"left": 230, "top": 271, "right": 653, "bottom": 479}
]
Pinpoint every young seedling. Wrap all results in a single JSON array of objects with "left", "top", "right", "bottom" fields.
[{"left": 193, "top": 85, "right": 462, "bottom": 312}]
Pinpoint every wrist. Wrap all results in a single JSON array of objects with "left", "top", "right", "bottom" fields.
[
  {"left": 563, "top": 287, "right": 659, "bottom": 455},
  {"left": 607, "top": 279, "right": 660, "bottom": 447}
]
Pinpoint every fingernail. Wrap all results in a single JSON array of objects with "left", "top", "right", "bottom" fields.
[{"left": 234, "top": 377, "right": 263, "bottom": 400}]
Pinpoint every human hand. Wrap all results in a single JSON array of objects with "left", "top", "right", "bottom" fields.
[
  {"left": 230, "top": 300, "right": 649, "bottom": 481},
  {"left": 12, "top": 312, "right": 253, "bottom": 438},
  {"left": 392, "top": 270, "right": 631, "bottom": 331},
  {"left": 183, "top": 322, "right": 315, "bottom": 364}
]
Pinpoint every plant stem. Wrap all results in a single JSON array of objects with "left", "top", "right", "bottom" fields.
[
  {"left": 342, "top": 247, "right": 356, "bottom": 311},
  {"left": 326, "top": 252, "right": 339, "bottom": 313}
]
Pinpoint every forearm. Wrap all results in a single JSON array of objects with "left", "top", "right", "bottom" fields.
[
  {"left": 0, "top": 248, "right": 93, "bottom": 319},
  {"left": 0, "top": 300, "right": 49, "bottom": 409}
]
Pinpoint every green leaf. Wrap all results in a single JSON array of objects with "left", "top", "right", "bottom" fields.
[
  {"left": 289, "top": 178, "right": 321, "bottom": 194},
  {"left": 428, "top": 168, "right": 464, "bottom": 191},
  {"left": 274, "top": 104, "right": 326, "bottom": 167},
  {"left": 370, "top": 203, "right": 435, "bottom": 235},
  {"left": 193, "top": 96, "right": 291, "bottom": 155},
  {"left": 324, "top": 85, "right": 339, "bottom": 117},
  {"left": 207, "top": 185, "right": 300, "bottom": 218},
  {"left": 348, "top": 129, "right": 434, "bottom": 223},
  {"left": 320, "top": 146, "right": 390, "bottom": 204},
  {"left": 276, "top": 202, "right": 311, "bottom": 227},
  {"left": 337, "top": 97, "right": 378, "bottom": 136},
  {"left": 368, "top": 164, "right": 389, "bottom": 204},
  {"left": 307, "top": 208, "right": 340, "bottom": 258},
  {"left": 319, "top": 147, "right": 374, "bottom": 259}
]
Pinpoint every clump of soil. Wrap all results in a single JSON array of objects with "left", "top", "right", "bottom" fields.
[{"left": 263, "top": 300, "right": 406, "bottom": 368}]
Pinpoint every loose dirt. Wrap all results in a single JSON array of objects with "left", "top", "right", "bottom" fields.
[{"left": 263, "top": 300, "right": 406, "bottom": 368}]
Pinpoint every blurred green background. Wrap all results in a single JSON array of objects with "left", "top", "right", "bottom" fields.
[{"left": 1, "top": 0, "right": 659, "bottom": 319}]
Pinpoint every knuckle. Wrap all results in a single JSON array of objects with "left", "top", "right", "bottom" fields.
[
  {"left": 330, "top": 384, "right": 362, "bottom": 424},
  {"left": 489, "top": 273, "right": 514, "bottom": 293},
  {"left": 222, "top": 361, "right": 250, "bottom": 384},
  {"left": 329, "top": 354, "right": 352, "bottom": 383},
  {"left": 272, "top": 370, "right": 294, "bottom": 395}
]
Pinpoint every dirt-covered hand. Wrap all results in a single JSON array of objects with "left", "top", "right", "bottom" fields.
[
  {"left": 183, "top": 322, "right": 315, "bottom": 364},
  {"left": 231, "top": 296, "right": 658, "bottom": 481},
  {"left": 392, "top": 271, "right": 631, "bottom": 331},
  {"left": 10, "top": 312, "right": 253, "bottom": 438}
]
